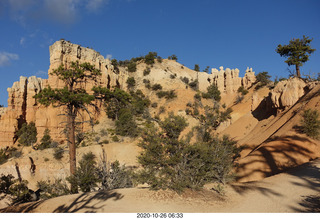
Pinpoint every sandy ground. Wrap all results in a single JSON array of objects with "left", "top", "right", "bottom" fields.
[{"left": 1, "top": 158, "right": 319, "bottom": 213}]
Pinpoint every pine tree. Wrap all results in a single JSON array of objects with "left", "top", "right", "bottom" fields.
[
  {"left": 276, "top": 36, "right": 316, "bottom": 78},
  {"left": 34, "top": 61, "right": 101, "bottom": 193},
  {"left": 17, "top": 122, "right": 37, "bottom": 146}
]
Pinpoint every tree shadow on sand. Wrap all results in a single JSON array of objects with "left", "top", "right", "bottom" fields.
[
  {"left": 236, "top": 135, "right": 315, "bottom": 182},
  {"left": 53, "top": 190, "right": 123, "bottom": 213}
]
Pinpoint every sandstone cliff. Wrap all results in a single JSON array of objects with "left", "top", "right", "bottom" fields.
[{"left": 0, "top": 40, "right": 256, "bottom": 147}]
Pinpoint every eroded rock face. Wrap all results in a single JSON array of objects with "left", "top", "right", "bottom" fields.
[
  {"left": 209, "top": 66, "right": 255, "bottom": 93},
  {"left": 0, "top": 40, "right": 118, "bottom": 146},
  {"left": 270, "top": 77, "right": 307, "bottom": 109},
  {"left": 0, "top": 40, "right": 257, "bottom": 147}
]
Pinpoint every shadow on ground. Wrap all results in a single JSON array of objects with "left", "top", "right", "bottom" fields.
[{"left": 53, "top": 190, "right": 123, "bottom": 213}]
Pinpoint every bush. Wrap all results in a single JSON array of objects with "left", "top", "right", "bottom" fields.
[
  {"left": 67, "top": 152, "right": 100, "bottom": 193},
  {"left": 157, "top": 56, "right": 163, "bottom": 63},
  {"left": 202, "top": 84, "right": 221, "bottom": 101},
  {"left": 112, "top": 135, "right": 120, "bottom": 142},
  {"left": 300, "top": 109, "right": 320, "bottom": 139},
  {"left": 237, "top": 86, "right": 248, "bottom": 96},
  {"left": 38, "top": 129, "right": 53, "bottom": 150},
  {"left": 127, "top": 62, "right": 137, "bottom": 72},
  {"left": 168, "top": 54, "right": 178, "bottom": 61},
  {"left": 136, "top": 114, "right": 240, "bottom": 192},
  {"left": 17, "top": 122, "right": 37, "bottom": 146},
  {"left": 143, "top": 67, "right": 151, "bottom": 76},
  {"left": 37, "top": 179, "right": 70, "bottom": 199},
  {"left": 145, "top": 52, "right": 157, "bottom": 65},
  {"left": 0, "top": 147, "right": 21, "bottom": 165},
  {"left": 157, "top": 90, "right": 177, "bottom": 99},
  {"left": 170, "top": 74, "right": 176, "bottom": 79},
  {"left": 53, "top": 147, "right": 64, "bottom": 160},
  {"left": 126, "top": 77, "right": 136, "bottom": 89},
  {"left": 151, "top": 83, "right": 162, "bottom": 91},
  {"left": 98, "top": 160, "right": 133, "bottom": 191},
  {"left": 115, "top": 108, "right": 139, "bottom": 137},
  {"left": 194, "top": 93, "right": 201, "bottom": 101},
  {"left": 151, "top": 102, "right": 158, "bottom": 108},
  {"left": 189, "top": 80, "right": 198, "bottom": 90},
  {"left": 255, "top": 71, "right": 271, "bottom": 89},
  {"left": 180, "top": 77, "right": 189, "bottom": 84}
]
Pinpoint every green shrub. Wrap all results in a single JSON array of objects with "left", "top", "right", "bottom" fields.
[
  {"left": 301, "top": 109, "right": 320, "bottom": 139},
  {"left": 112, "top": 135, "right": 120, "bottom": 142},
  {"left": 67, "top": 152, "right": 100, "bottom": 193},
  {"left": 151, "top": 102, "right": 158, "bottom": 108},
  {"left": 145, "top": 52, "right": 157, "bottom": 65},
  {"left": 136, "top": 114, "right": 240, "bottom": 192},
  {"left": 237, "top": 86, "right": 248, "bottom": 96},
  {"left": 157, "top": 90, "right": 177, "bottom": 99},
  {"left": 98, "top": 160, "right": 134, "bottom": 190},
  {"left": 189, "top": 80, "right": 198, "bottom": 90},
  {"left": 194, "top": 93, "right": 201, "bottom": 101},
  {"left": 255, "top": 71, "right": 271, "bottom": 90},
  {"left": 53, "top": 147, "right": 64, "bottom": 160},
  {"left": 0, "top": 147, "right": 21, "bottom": 165},
  {"left": 37, "top": 179, "right": 70, "bottom": 199},
  {"left": 0, "top": 174, "right": 14, "bottom": 194},
  {"left": 126, "top": 77, "right": 136, "bottom": 89},
  {"left": 143, "top": 67, "right": 151, "bottom": 76},
  {"left": 115, "top": 108, "right": 139, "bottom": 137},
  {"left": 202, "top": 84, "right": 221, "bottom": 101},
  {"left": 38, "top": 128, "right": 53, "bottom": 150},
  {"left": 151, "top": 83, "right": 162, "bottom": 91},
  {"left": 157, "top": 56, "right": 163, "bottom": 63},
  {"left": 170, "top": 74, "right": 176, "bottom": 79},
  {"left": 17, "top": 122, "right": 37, "bottom": 146},
  {"left": 127, "top": 62, "right": 137, "bottom": 72},
  {"left": 180, "top": 77, "right": 189, "bottom": 84},
  {"left": 168, "top": 54, "right": 178, "bottom": 61}
]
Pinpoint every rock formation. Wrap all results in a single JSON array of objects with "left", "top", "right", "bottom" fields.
[
  {"left": 270, "top": 77, "right": 307, "bottom": 110},
  {"left": 0, "top": 40, "right": 257, "bottom": 147},
  {"left": 209, "top": 66, "right": 256, "bottom": 93}
]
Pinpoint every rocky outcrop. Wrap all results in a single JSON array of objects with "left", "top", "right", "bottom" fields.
[
  {"left": 0, "top": 40, "right": 119, "bottom": 147},
  {"left": 270, "top": 78, "right": 307, "bottom": 110},
  {"left": 0, "top": 40, "right": 257, "bottom": 147},
  {"left": 210, "top": 66, "right": 256, "bottom": 93}
]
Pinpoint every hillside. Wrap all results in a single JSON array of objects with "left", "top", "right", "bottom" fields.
[{"left": 0, "top": 40, "right": 320, "bottom": 213}]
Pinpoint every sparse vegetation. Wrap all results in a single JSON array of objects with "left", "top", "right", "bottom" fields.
[
  {"left": 17, "top": 122, "right": 37, "bottom": 146},
  {"left": 255, "top": 71, "right": 271, "bottom": 90},
  {"left": 237, "top": 86, "right": 248, "bottom": 96},
  {"left": 37, "top": 179, "right": 70, "bottom": 199},
  {"left": 151, "top": 83, "right": 162, "bottom": 91},
  {"left": 194, "top": 64, "right": 200, "bottom": 72},
  {"left": 202, "top": 84, "right": 221, "bottom": 101},
  {"left": 127, "top": 61, "right": 137, "bottom": 72},
  {"left": 300, "top": 109, "right": 320, "bottom": 139},
  {"left": 168, "top": 54, "right": 178, "bottom": 61},
  {"left": 136, "top": 113, "right": 240, "bottom": 192},
  {"left": 126, "top": 77, "right": 136, "bottom": 90},
  {"left": 38, "top": 128, "right": 53, "bottom": 150},
  {"left": 143, "top": 67, "right": 151, "bottom": 76},
  {"left": 53, "top": 147, "right": 64, "bottom": 160},
  {"left": 67, "top": 152, "right": 100, "bottom": 193},
  {"left": 156, "top": 90, "right": 177, "bottom": 99}
]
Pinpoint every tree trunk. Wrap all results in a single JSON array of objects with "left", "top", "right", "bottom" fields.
[
  {"left": 68, "top": 108, "right": 78, "bottom": 193},
  {"left": 296, "top": 65, "right": 301, "bottom": 78}
]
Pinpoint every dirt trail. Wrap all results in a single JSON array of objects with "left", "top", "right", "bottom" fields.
[{"left": 1, "top": 159, "right": 319, "bottom": 213}]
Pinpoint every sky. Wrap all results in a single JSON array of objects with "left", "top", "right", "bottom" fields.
[{"left": 0, "top": 0, "right": 319, "bottom": 106}]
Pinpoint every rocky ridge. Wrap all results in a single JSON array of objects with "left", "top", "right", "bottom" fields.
[{"left": 0, "top": 40, "right": 258, "bottom": 147}]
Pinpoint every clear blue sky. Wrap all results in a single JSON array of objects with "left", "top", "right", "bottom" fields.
[{"left": 0, "top": 0, "right": 319, "bottom": 106}]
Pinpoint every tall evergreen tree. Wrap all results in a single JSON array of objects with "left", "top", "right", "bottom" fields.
[
  {"left": 34, "top": 61, "right": 101, "bottom": 193},
  {"left": 276, "top": 36, "right": 316, "bottom": 78}
]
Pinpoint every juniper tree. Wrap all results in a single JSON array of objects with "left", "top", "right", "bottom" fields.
[
  {"left": 34, "top": 61, "right": 101, "bottom": 193},
  {"left": 17, "top": 122, "right": 37, "bottom": 146},
  {"left": 276, "top": 36, "right": 316, "bottom": 78}
]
